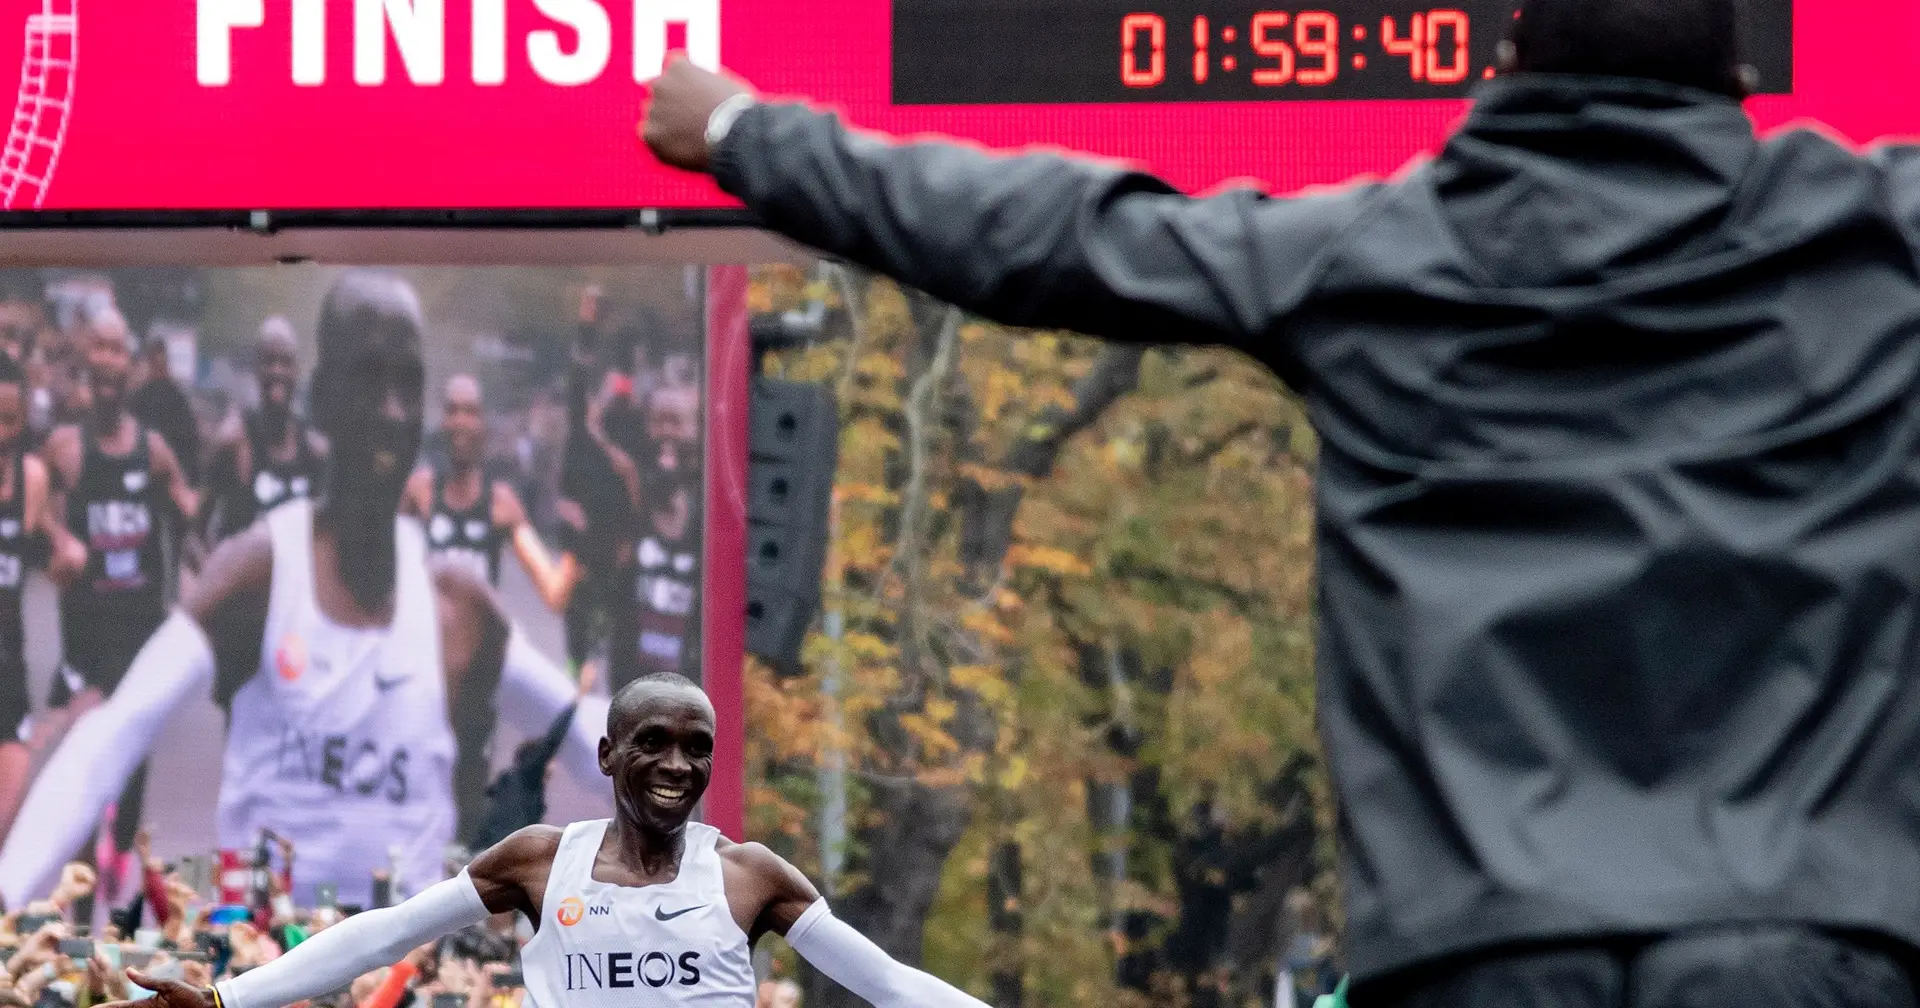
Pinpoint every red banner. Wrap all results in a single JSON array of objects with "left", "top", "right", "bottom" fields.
[
  {"left": 0, "top": 1, "right": 1911, "bottom": 212},
  {"left": 216, "top": 848, "right": 249, "bottom": 906}
]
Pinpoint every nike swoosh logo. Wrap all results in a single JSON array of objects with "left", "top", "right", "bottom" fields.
[
  {"left": 655, "top": 904, "right": 705, "bottom": 922},
  {"left": 374, "top": 675, "right": 408, "bottom": 692}
]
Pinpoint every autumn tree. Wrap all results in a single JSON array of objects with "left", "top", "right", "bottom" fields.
[{"left": 746, "top": 263, "right": 1333, "bottom": 1008}]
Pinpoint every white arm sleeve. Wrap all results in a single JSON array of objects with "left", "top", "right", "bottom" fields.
[
  {"left": 495, "top": 626, "right": 607, "bottom": 788},
  {"left": 0, "top": 611, "right": 212, "bottom": 908},
  {"left": 217, "top": 871, "right": 491, "bottom": 1008},
  {"left": 786, "top": 900, "right": 991, "bottom": 1008}
]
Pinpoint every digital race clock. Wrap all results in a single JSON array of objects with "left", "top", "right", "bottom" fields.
[{"left": 893, "top": 0, "right": 1793, "bottom": 103}]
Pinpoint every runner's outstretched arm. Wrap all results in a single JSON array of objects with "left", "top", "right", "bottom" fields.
[
  {"left": 0, "top": 612, "right": 212, "bottom": 907},
  {"left": 101, "top": 828, "right": 555, "bottom": 1008},
  {"left": 735, "top": 843, "right": 991, "bottom": 1008},
  {"left": 787, "top": 905, "right": 992, "bottom": 1008}
]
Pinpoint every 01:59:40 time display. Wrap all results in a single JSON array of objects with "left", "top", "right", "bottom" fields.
[{"left": 1121, "top": 9, "right": 1484, "bottom": 89}]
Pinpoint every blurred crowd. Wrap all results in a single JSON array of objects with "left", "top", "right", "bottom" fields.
[{"left": 0, "top": 837, "right": 532, "bottom": 1008}]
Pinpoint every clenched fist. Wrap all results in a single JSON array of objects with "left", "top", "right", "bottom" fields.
[{"left": 640, "top": 55, "right": 753, "bottom": 173}]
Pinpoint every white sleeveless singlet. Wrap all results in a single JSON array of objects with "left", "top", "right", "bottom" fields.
[
  {"left": 215, "top": 498, "right": 457, "bottom": 909},
  {"left": 523, "top": 820, "right": 757, "bottom": 1008}
]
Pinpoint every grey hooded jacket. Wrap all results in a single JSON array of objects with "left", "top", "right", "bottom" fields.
[{"left": 713, "top": 75, "right": 1920, "bottom": 980}]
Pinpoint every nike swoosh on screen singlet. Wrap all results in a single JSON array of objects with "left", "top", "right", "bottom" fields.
[{"left": 655, "top": 904, "right": 706, "bottom": 922}]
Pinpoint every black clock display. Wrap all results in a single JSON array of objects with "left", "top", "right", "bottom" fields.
[{"left": 893, "top": 0, "right": 1792, "bottom": 104}]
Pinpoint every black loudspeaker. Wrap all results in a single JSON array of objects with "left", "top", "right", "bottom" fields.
[{"left": 745, "top": 378, "right": 839, "bottom": 670}]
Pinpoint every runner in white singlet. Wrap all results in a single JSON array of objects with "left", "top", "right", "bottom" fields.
[
  {"left": 105, "top": 674, "right": 994, "bottom": 1008},
  {"left": 216, "top": 498, "right": 458, "bottom": 907},
  {"left": 522, "top": 819, "right": 756, "bottom": 1007},
  {"left": 0, "top": 271, "right": 607, "bottom": 910}
]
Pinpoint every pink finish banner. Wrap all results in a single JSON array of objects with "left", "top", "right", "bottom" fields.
[{"left": 0, "top": 1, "right": 1908, "bottom": 211}]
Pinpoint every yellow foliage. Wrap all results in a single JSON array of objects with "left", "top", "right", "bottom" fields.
[
  {"left": 949, "top": 663, "right": 1012, "bottom": 705},
  {"left": 839, "top": 482, "right": 900, "bottom": 506},
  {"left": 899, "top": 712, "right": 961, "bottom": 759},
  {"left": 998, "top": 754, "right": 1030, "bottom": 790},
  {"left": 1007, "top": 544, "right": 1094, "bottom": 577},
  {"left": 841, "top": 630, "right": 897, "bottom": 663}
]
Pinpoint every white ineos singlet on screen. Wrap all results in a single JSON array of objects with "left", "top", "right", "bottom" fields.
[
  {"left": 523, "top": 820, "right": 757, "bottom": 1008},
  {"left": 218, "top": 498, "right": 458, "bottom": 908}
]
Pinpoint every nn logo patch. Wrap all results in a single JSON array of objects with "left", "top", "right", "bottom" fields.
[{"left": 556, "top": 896, "right": 612, "bottom": 926}]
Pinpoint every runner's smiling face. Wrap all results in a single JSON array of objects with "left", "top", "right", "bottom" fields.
[
  {"left": 84, "top": 318, "right": 131, "bottom": 418},
  {"left": 442, "top": 375, "right": 485, "bottom": 470},
  {"left": 600, "top": 683, "right": 715, "bottom": 834}
]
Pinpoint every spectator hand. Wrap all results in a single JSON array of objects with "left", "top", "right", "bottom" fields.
[
  {"left": 466, "top": 964, "right": 510, "bottom": 1008},
  {"left": 402, "top": 942, "right": 438, "bottom": 974},
  {"left": 227, "top": 923, "right": 260, "bottom": 970},
  {"left": 179, "top": 960, "right": 211, "bottom": 989},
  {"left": 87, "top": 952, "right": 127, "bottom": 1002},
  {"left": 639, "top": 55, "right": 752, "bottom": 173},
  {"left": 6, "top": 921, "right": 64, "bottom": 979},
  {"left": 13, "top": 963, "right": 47, "bottom": 1003},
  {"left": 51, "top": 863, "right": 96, "bottom": 910}
]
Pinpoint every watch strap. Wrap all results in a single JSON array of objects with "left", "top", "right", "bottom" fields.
[{"left": 705, "top": 93, "right": 758, "bottom": 150}]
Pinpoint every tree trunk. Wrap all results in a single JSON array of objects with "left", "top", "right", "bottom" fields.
[{"left": 816, "top": 303, "right": 1145, "bottom": 1006}]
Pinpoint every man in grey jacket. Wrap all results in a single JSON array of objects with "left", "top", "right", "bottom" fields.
[{"left": 643, "top": 0, "right": 1920, "bottom": 1004}]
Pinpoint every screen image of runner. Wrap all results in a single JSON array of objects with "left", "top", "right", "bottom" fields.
[
  {"left": 893, "top": 0, "right": 1795, "bottom": 103},
  {"left": 0, "top": 265, "right": 732, "bottom": 908}
]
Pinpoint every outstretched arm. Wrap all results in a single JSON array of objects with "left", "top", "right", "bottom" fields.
[
  {"left": 727, "top": 843, "right": 991, "bottom": 1008},
  {"left": 103, "top": 828, "right": 557, "bottom": 1008},
  {"left": 644, "top": 58, "right": 1375, "bottom": 354},
  {"left": 0, "top": 613, "right": 211, "bottom": 908}
]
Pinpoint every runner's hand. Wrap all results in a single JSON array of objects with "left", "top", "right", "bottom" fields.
[{"left": 101, "top": 971, "right": 217, "bottom": 1008}]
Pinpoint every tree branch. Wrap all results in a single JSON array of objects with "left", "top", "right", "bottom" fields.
[
  {"left": 959, "top": 344, "right": 1147, "bottom": 587},
  {"left": 1006, "top": 344, "right": 1149, "bottom": 478}
]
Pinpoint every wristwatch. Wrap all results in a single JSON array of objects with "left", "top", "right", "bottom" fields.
[{"left": 704, "top": 93, "right": 758, "bottom": 151}]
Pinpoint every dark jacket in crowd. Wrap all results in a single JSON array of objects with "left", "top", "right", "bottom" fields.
[{"left": 710, "top": 75, "right": 1920, "bottom": 981}]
